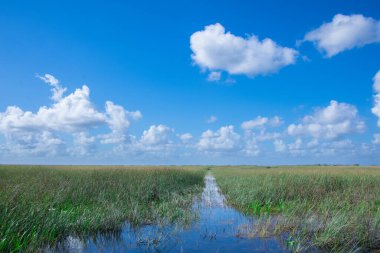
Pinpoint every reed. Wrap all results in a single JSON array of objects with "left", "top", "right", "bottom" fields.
[
  {"left": 213, "top": 166, "right": 380, "bottom": 252},
  {"left": 0, "top": 165, "right": 206, "bottom": 252}
]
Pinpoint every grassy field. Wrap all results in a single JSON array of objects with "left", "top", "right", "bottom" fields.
[
  {"left": 0, "top": 165, "right": 206, "bottom": 252},
  {"left": 213, "top": 166, "right": 380, "bottom": 252}
]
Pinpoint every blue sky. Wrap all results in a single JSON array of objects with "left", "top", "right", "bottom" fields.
[{"left": 0, "top": 0, "right": 380, "bottom": 165}]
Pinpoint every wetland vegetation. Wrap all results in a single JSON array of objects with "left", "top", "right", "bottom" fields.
[
  {"left": 213, "top": 166, "right": 380, "bottom": 252},
  {"left": 1, "top": 165, "right": 380, "bottom": 252},
  {"left": 0, "top": 165, "right": 206, "bottom": 252}
]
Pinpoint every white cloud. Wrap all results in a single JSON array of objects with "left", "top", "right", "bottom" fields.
[
  {"left": 1, "top": 73, "right": 378, "bottom": 163},
  {"left": 190, "top": 23, "right": 298, "bottom": 78},
  {"left": 288, "top": 100, "right": 365, "bottom": 140},
  {"left": 241, "top": 116, "right": 268, "bottom": 130},
  {"left": 274, "top": 139, "right": 286, "bottom": 152},
  {"left": 0, "top": 74, "right": 141, "bottom": 155},
  {"left": 241, "top": 116, "right": 282, "bottom": 130},
  {"left": 317, "top": 139, "right": 354, "bottom": 156},
  {"left": 37, "top": 73, "right": 59, "bottom": 86},
  {"left": 371, "top": 70, "right": 380, "bottom": 127},
  {"left": 206, "top": 115, "right": 218, "bottom": 123},
  {"left": 240, "top": 128, "right": 282, "bottom": 155},
  {"left": 225, "top": 77, "right": 236, "bottom": 84},
  {"left": 179, "top": 133, "right": 193, "bottom": 143},
  {"left": 270, "top": 116, "right": 283, "bottom": 127},
  {"left": 207, "top": 71, "right": 221, "bottom": 82},
  {"left": 327, "top": 139, "right": 353, "bottom": 149},
  {"left": 34, "top": 75, "right": 141, "bottom": 136},
  {"left": 71, "top": 132, "right": 96, "bottom": 156},
  {"left": 100, "top": 102, "right": 142, "bottom": 144},
  {"left": 105, "top": 101, "right": 142, "bottom": 132},
  {"left": 99, "top": 132, "right": 128, "bottom": 145},
  {"left": 243, "top": 139, "right": 260, "bottom": 156},
  {"left": 140, "top": 125, "right": 172, "bottom": 146},
  {"left": 0, "top": 85, "right": 106, "bottom": 133},
  {"left": 1, "top": 131, "right": 65, "bottom": 156},
  {"left": 373, "top": 133, "right": 380, "bottom": 144},
  {"left": 255, "top": 130, "right": 282, "bottom": 142},
  {"left": 304, "top": 14, "right": 380, "bottom": 57},
  {"left": 198, "top": 125, "right": 241, "bottom": 152},
  {"left": 36, "top": 74, "right": 67, "bottom": 102},
  {"left": 288, "top": 138, "right": 304, "bottom": 155},
  {"left": 284, "top": 136, "right": 360, "bottom": 157},
  {"left": 307, "top": 139, "right": 319, "bottom": 148},
  {"left": 374, "top": 70, "right": 380, "bottom": 93},
  {"left": 197, "top": 125, "right": 283, "bottom": 156},
  {"left": 372, "top": 133, "right": 380, "bottom": 144},
  {"left": 112, "top": 124, "right": 180, "bottom": 154}
]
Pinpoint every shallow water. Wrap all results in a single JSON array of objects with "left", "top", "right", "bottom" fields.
[{"left": 45, "top": 174, "right": 291, "bottom": 252}]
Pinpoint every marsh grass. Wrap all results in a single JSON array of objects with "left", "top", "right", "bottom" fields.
[
  {"left": 213, "top": 166, "right": 380, "bottom": 252},
  {"left": 0, "top": 165, "right": 206, "bottom": 252}
]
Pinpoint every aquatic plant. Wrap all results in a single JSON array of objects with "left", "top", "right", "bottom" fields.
[
  {"left": 213, "top": 166, "right": 380, "bottom": 252},
  {"left": 0, "top": 165, "right": 206, "bottom": 252}
]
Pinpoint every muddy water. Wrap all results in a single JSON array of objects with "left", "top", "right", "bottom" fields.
[{"left": 45, "top": 174, "right": 290, "bottom": 252}]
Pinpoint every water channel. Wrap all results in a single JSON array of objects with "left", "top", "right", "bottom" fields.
[{"left": 45, "top": 174, "right": 291, "bottom": 252}]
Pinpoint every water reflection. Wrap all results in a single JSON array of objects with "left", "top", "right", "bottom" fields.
[{"left": 45, "top": 174, "right": 290, "bottom": 252}]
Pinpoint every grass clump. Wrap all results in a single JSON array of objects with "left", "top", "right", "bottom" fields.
[
  {"left": 0, "top": 165, "right": 206, "bottom": 252},
  {"left": 213, "top": 166, "right": 380, "bottom": 252}
]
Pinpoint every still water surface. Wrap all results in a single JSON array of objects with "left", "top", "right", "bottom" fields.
[{"left": 45, "top": 174, "right": 291, "bottom": 252}]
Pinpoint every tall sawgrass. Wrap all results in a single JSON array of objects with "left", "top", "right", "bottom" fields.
[
  {"left": 0, "top": 165, "right": 206, "bottom": 252},
  {"left": 213, "top": 166, "right": 380, "bottom": 252}
]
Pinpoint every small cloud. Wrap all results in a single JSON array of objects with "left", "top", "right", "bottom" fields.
[
  {"left": 206, "top": 115, "right": 218, "bottom": 123},
  {"left": 241, "top": 116, "right": 282, "bottom": 130},
  {"left": 36, "top": 73, "right": 59, "bottom": 85},
  {"left": 269, "top": 116, "right": 283, "bottom": 127},
  {"left": 207, "top": 71, "right": 221, "bottom": 82},
  {"left": 179, "top": 133, "right": 193, "bottom": 143},
  {"left": 241, "top": 116, "right": 268, "bottom": 130},
  {"left": 288, "top": 100, "right": 365, "bottom": 140},
  {"left": 224, "top": 77, "right": 236, "bottom": 85},
  {"left": 292, "top": 104, "right": 305, "bottom": 113},
  {"left": 198, "top": 125, "right": 241, "bottom": 152},
  {"left": 307, "top": 139, "right": 319, "bottom": 148},
  {"left": 274, "top": 139, "right": 286, "bottom": 152},
  {"left": 304, "top": 14, "right": 380, "bottom": 57},
  {"left": 301, "top": 55, "right": 311, "bottom": 62},
  {"left": 373, "top": 133, "right": 380, "bottom": 144},
  {"left": 36, "top": 73, "right": 67, "bottom": 101},
  {"left": 371, "top": 70, "right": 380, "bottom": 127},
  {"left": 139, "top": 124, "right": 173, "bottom": 146},
  {"left": 190, "top": 23, "right": 298, "bottom": 79},
  {"left": 288, "top": 138, "right": 304, "bottom": 155}
]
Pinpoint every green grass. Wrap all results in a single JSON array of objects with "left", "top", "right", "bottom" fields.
[
  {"left": 0, "top": 165, "right": 206, "bottom": 252},
  {"left": 213, "top": 166, "right": 380, "bottom": 252}
]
